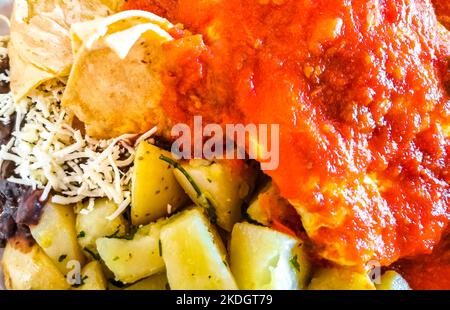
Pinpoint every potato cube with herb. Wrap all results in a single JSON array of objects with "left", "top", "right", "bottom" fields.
[
  {"left": 75, "top": 199, "right": 128, "bottom": 259},
  {"left": 125, "top": 273, "right": 169, "bottom": 290},
  {"left": 2, "top": 237, "right": 70, "bottom": 290},
  {"left": 96, "top": 220, "right": 165, "bottom": 284},
  {"left": 29, "top": 202, "right": 85, "bottom": 274},
  {"left": 131, "top": 142, "right": 188, "bottom": 225},
  {"left": 74, "top": 261, "right": 107, "bottom": 290},
  {"left": 172, "top": 159, "right": 257, "bottom": 231},
  {"left": 160, "top": 208, "right": 237, "bottom": 290},
  {"left": 308, "top": 267, "right": 376, "bottom": 290},
  {"left": 230, "top": 222, "right": 311, "bottom": 290}
]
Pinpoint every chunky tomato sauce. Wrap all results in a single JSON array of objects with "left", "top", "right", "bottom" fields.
[
  {"left": 433, "top": 0, "right": 450, "bottom": 29},
  {"left": 124, "top": 0, "right": 450, "bottom": 287},
  {"left": 395, "top": 232, "right": 450, "bottom": 290}
]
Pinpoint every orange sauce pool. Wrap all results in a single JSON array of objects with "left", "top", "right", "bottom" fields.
[{"left": 124, "top": 0, "right": 450, "bottom": 288}]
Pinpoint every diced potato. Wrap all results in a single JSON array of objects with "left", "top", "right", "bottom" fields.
[
  {"left": 74, "top": 261, "right": 107, "bottom": 290},
  {"left": 125, "top": 273, "right": 169, "bottom": 290},
  {"left": 173, "top": 159, "right": 257, "bottom": 231},
  {"left": 160, "top": 208, "right": 238, "bottom": 290},
  {"left": 96, "top": 220, "right": 165, "bottom": 284},
  {"left": 230, "top": 222, "right": 311, "bottom": 290},
  {"left": 246, "top": 182, "right": 272, "bottom": 226},
  {"left": 308, "top": 267, "right": 376, "bottom": 290},
  {"left": 131, "top": 142, "right": 188, "bottom": 225},
  {"left": 376, "top": 271, "right": 411, "bottom": 290},
  {"left": 107, "top": 282, "right": 122, "bottom": 290},
  {"left": 2, "top": 237, "right": 70, "bottom": 290},
  {"left": 29, "top": 202, "right": 85, "bottom": 274},
  {"left": 247, "top": 181, "right": 299, "bottom": 231},
  {"left": 75, "top": 199, "right": 128, "bottom": 258}
]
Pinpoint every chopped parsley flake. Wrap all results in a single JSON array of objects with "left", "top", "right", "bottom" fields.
[
  {"left": 290, "top": 255, "right": 301, "bottom": 272},
  {"left": 106, "top": 228, "right": 121, "bottom": 239},
  {"left": 159, "top": 155, "right": 217, "bottom": 224},
  {"left": 84, "top": 247, "right": 101, "bottom": 261}
]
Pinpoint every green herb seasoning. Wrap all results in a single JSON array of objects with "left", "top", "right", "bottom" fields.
[
  {"left": 290, "top": 255, "right": 301, "bottom": 272},
  {"left": 77, "top": 231, "right": 86, "bottom": 238},
  {"left": 159, "top": 154, "right": 217, "bottom": 224},
  {"left": 84, "top": 247, "right": 101, "bottom": 261}
]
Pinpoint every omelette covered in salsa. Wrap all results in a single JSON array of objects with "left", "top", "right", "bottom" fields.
[{"left": 121, "top": 0, "right": 450, "bottom": 287}]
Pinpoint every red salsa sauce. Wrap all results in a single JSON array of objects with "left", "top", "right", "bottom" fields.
[
  {"left": 124, "top": 0, "right": 450, "bottom": 287},
  {"left": 395, "top": 233, "right": 450, "bottom": 290},
  {"left": 433, "top": 0, "right": 450, "bottom": 29}
]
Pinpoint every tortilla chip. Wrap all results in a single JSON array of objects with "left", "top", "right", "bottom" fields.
[
  {"left": 62, "top": 12, "right": 174, "bottom": 138},
  {"left": 9, "top": 0, "right": 122, "bottom": 102},
  {"left": 70, "top": 10, "right": 174, "bottom": 55},
  {"left": 8, "top": 41, "right": 54, "bottom": 100},
  {"left": 105, "top": 23, "right": 173, "bottom": 59}
]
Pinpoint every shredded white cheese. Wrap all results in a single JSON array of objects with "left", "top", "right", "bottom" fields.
[
  {"left": 0, "top": 88, "right": 14, "bottom": 124},
  {"left": 134, "top": 126, "right": 158, "bottom": 147},
  {"left": 0, "top": 69, "right": 9, "bottom": 83},
  {"left": 0, "top": 74, "right": 158, "bottom": 220}
]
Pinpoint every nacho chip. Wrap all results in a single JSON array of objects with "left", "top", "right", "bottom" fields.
[
  {"left": 8, "top": 41, "right": 54, "bottom": 100},
  {"left": 62, "top": 11, "right": 174, "bottom": 138},
  {"left": 9, "top": 0, "right": 123, "bottom": 101},
  {"left": 70, "top": 9, "right": 174, "bottom": 54}
]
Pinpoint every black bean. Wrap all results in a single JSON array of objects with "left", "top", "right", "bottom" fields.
[{"left": 15, "top": 189, "right": 46, "bottom": 226}]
